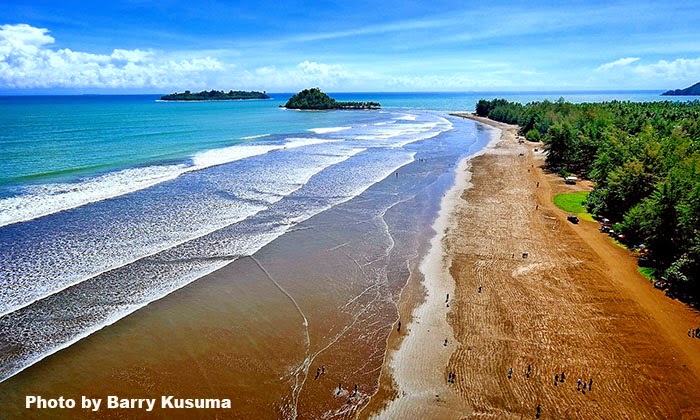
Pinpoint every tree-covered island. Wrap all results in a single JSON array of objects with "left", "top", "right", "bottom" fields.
[
  {"left": 283, "top": 88, "right": 380, "bottom": 110},
  {"left": 160, "top": 90, "right": 270, "bottom": 101}
]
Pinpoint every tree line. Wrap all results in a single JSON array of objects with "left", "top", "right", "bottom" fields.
[
  {"left": 476, "top": 98, "right": 700, "bottom": 295},
  {"left": 283, "top": 88, "right": 380, "bottom": 110},
  {"left": 161, "top": 90, "right": 270, "bottom": 101}
]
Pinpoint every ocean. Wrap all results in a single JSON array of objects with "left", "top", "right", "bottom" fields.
[{"left": 0, "top": 90, "right": 689, "bottom": 416}]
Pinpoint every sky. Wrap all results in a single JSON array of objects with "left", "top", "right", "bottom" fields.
[{"left": 1, "top": 0, "right": 700, "bottom": 93}]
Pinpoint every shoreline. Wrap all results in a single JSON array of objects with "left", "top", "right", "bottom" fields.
[
  {"left": 365, "top": 115, "right": 502, "bottom": 418},
  {"left": 0, "top": 112, "right": 483, "bottom": 419},
  {"left": 370, "top": 113, "right": 700, "bottom": 418}
]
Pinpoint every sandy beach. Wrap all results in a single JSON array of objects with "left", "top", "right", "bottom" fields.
[{"left": 366, "top": 115, "right": 700, "bottom": 419}]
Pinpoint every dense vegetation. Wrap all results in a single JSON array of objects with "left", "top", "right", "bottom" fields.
[
  {"left": 476, "top": 98, "right": 700, "bottom": 296},
  {"left": 283, "top": 88, "right": 380, "bottom": 110},
  {"left": 161, "top": 90, "right": 270, "bottom": 101},
  {"left": 663, "top": 81, "right": 700, "bottom": 96}
]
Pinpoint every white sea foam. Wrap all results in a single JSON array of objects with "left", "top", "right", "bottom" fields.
[
  {"left": 190, "top": 144, "right": 283, "bottom": 169},
  {"left": 282, "top": 138, "right": 339, "bottom": 149},
  {"left": 308, "top": 126, "right": 352, "bottom": 134},
  {"left": 0, "top": 164, "right": 188, "bottom": 228},
  {"left": 240, "top": 133, "right": 271, "bottom": 140},
  {"left": 394, "top": 114, "right": 417, "bottom": 121},
  {"left": 0, "top": 138, "right": 338, "bottom": 228},
  {"left": 353, "top": 117, "right": 453, "bottom": 147},
  {"left": 0, "top": 143, "right": 365, "bottom": 317}
]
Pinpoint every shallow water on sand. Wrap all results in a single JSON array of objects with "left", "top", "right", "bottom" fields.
[{"left": 0, "top": 113, "right": 495, "bottom": 418}]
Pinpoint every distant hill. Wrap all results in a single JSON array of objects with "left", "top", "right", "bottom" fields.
[
  {"left": 283, "top": 88, "right": 380, "bottom": 110},
  {"left": 161, "top": 90, "right": 270, "bottom": 101},
  {"left": 662, "top": 82, "right": 700, "bottom": 96}
]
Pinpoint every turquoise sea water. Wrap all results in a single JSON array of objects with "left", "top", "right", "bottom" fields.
[
  {"left": 0, "top": 90, "right": 690, "bottom": 382},
  {"left": 0, "top": 90, "right": 683, "bottom": 201}
]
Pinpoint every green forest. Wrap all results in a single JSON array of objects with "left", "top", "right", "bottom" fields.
[
  {"left": 476, "top": 98, "right": 700, "bottom": 297},
  {"left": 160, "top": 90, "right": 270, "bottom": 101},
  {"left": 283, "top": 88, "right": 380, "bottom": 110}
]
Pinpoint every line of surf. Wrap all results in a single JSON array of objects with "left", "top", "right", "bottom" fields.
[
  {"left": 308, "top": 126, "right": 352, "bottom": 134},
  {"left": 0, "top": 149, "right": 419, "bottom": 384},
  {"left": 0, "top": 138, "right": 336, "bottom": 228},
  {"left": 0, "top": 142, "right": 360, "bottom": 318}
]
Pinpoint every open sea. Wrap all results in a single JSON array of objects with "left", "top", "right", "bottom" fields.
[{"left": 0, "top": 90, "right": 688, "bottom": 394}]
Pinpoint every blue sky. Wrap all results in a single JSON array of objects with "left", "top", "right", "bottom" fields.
[{"left": 1, "top": 0, "right": 700, "bottom": 93}]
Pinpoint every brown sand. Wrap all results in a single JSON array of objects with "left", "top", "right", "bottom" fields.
[{"left": 367, "top": 115, "right": 700, "bottom": 419}]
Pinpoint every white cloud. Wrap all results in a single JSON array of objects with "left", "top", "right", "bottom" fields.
[
  {"left": 0, "top": 24, "right": 225, "bottom": 89},
  {"left": 632, "top": 58, "right": 700, "bottom": 80},
  {"left": 229, "top": 60, "right": 374, "bottom": 91},
  {"left": 591, "top": 56, "right": 700, "bottom": 88},
  {"left": 595, "top": 57, "right": 640, "bottom": 72}
]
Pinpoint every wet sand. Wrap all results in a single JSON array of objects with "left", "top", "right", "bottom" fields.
[
  {"left": 0, "top": 116, "right": 483, "bottom": 419},
  {"left": 368, "top": 115, "right": 700, "bottom": 418}
]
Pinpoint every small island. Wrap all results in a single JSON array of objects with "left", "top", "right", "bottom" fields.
[
  {"left": 160, "top": 90, "right": 270, "bottom": 101},
  {"left": 283, "top": 88, "right": 380, "bottom": 110},
  {"left": 662, "top": 81, "right": 700, "bottom": 96}
]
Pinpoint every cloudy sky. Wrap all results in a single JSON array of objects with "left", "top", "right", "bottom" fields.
[{"left": 2, "top": 0, "right": 699, "bottom": 93}]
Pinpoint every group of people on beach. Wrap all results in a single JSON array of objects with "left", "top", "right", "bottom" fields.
[
  {"left": 507, "top": 364, "right": 531, "bottom": 380},
  {"left": 314, "top": 365, "right": 326, "bottom": 380},
  {"left": 552, "top": 371, "right": 594, "bottom": 393},
  {"left": 335, "top": 382, "right": 359, "bottom": 397},
  {"left": 576, "top": 377, "right": 594, "bottom": 394},
  {"left": 688, "top": 328, "right": 700, "bottom": 338}
]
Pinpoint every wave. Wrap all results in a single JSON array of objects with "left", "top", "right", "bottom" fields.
[
  {"left": 0, "top": 143, "right": 366, "bottom": 318},
  {"left": 308, "top": 126, "right": 352, "bottom": 134},
  {"left": 0, "top": 164, "right": 189, "bottom": 228},
  {"left": 0, "top": 147, "right": 379, "bottom": 381},
  {"left": 240, "top": 133, "right": 271, "bottom": 140},
  {"left": 0, "top": 138, "right": 338, "bottom": 228}
]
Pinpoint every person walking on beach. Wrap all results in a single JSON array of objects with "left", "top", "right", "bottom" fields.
[
  {"left": 577, "top": 378, "right": 582, "bottom": 390},
  {"left": 536, "top": 404, "right": 541, "bottom": 419},
  {"left": 321, "top": 365, "right": 325, "bottom": 375},
  {"left": 589, "top": 378, "right": 593, "bottom": 391},
  {"left": 560, "top": 372, "right": 565, "bottom": 382},
  {"left": 478, "top": 286, "right": 482, "bottom": 293},
  {"left": 508, "top": 367, "right": 513, "bottom": 379},
  {"left": 526, "top": 364, "right": 531, "bottom": 378},
  {"left": 397, "top": 320, "right": 401, "bottom": 332},
  {"left": 315, "top": 367, "right": 321, "bottom": 380},
  {"left": 354, "top": 383, "right": 358, "bottom": 396},
  {"left": 337, "top": 383, "right": 342, "bottom": 395},
  {"left": 446, "top": 293, "right": 449, "bottom": 302},
  {"left": 554, "top": 373, "right": 558, "bottom": 386}
]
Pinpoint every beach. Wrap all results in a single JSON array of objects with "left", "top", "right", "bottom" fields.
[
  {"left": 367, "top": 115, "right": 700, "bottom": 418},
  {"left": 3, "top": 98, "right": 700, "bottom": 419},
  {"left": 0, "top": 103, "right": 493, "bottom": 418}
]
